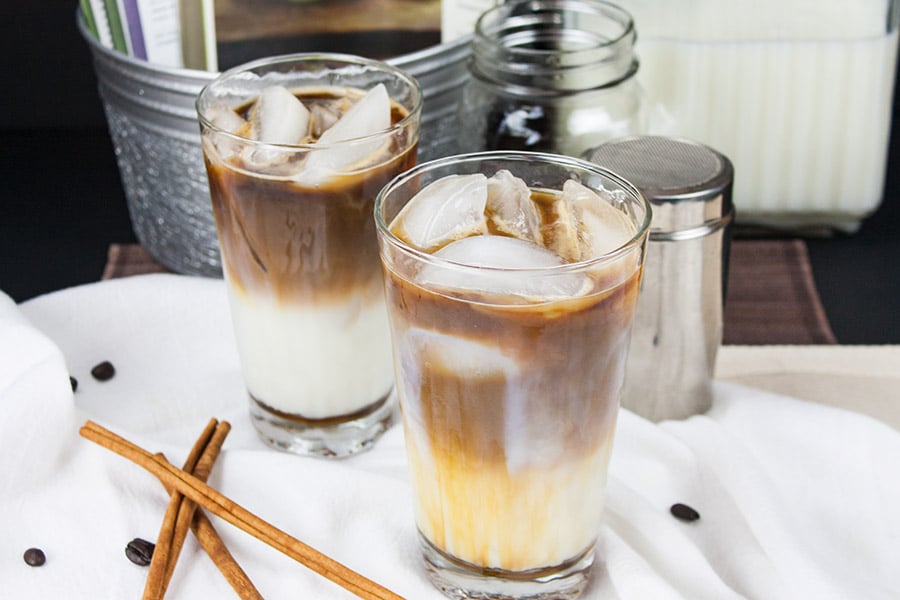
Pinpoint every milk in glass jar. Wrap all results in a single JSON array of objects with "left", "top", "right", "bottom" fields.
[{"left": 616, "top": 0, "right": 900, "bottom": 230}]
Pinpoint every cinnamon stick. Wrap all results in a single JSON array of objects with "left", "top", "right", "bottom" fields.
[
  {"left": 144, "top": 420, "right": 233, "bottom": 599},
  {"left": 162, "top": 421, "right": 231, "bottom": 591},
  {"left": 143, "top": 419, "right": 219, "bottom": 599},
  {"left": 179, "top": 504, "right": 264, "bottom": 600},
  {"left": 155, "top": 454, "right": 264, "bottom": 600},
  {"left": 80, "top": 420, "right": 404, "bottom": 600}
]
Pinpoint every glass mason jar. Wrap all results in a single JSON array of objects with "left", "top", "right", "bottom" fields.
[{"left": 458, "top": 0, "right": 646, "bottom": 157}]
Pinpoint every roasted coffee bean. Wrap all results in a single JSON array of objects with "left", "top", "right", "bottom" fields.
[
  {"left": 124, "top": 538, "right": 155, "bottom": 566},
  {"left": 91, "top": 361, "right": 116, "bottom": 382},
  {"left": 670, "top": 503, "right": 701, "bottom": 522},
  {"left": 69, "top": 376, "right": 78, "bottom": 392},
  {"left": 23, "top": 547, "right": 46, "bottom": 567}
]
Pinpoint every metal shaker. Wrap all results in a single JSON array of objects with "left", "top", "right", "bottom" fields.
[{"left": 584, "top": 136, "right": 734, "bottom": 421}]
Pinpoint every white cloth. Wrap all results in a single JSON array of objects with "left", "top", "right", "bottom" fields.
[{"left": 1, "top": 274, "right": 898, "bottom": 599}]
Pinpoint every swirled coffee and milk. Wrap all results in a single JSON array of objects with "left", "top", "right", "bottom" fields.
[
  {"left": 200, "top": 77, "right": 418, "bottom": 452},
  {"left": 378, "top": 165, "right": 645, "bottom": 579}
]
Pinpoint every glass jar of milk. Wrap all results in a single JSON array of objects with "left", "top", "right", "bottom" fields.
[
  {"left": 614, "top": 0, "right": 899, "bottom": 231},
  {"left": 457, "top": 0, "right": 646, "bottom": 158}
]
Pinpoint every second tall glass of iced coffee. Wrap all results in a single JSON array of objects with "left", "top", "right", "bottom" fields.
[
  {"left": 376, "top": 152, "right": 651, "bottom": 599},
  {"left": 197, "top": 54, "right": 421, "bottom": 457}
]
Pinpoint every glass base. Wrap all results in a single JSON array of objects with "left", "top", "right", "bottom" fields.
[
  {"left": 249, "top": 391, "right": 396, "bottom": 458},
  {"left": 419, "top": 532, "right": 594, "bottom": 600}
]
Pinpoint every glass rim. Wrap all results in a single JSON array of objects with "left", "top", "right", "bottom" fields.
[
  {"left": 375, "top": 150, "right": 652, "bottom": 275},
  {"left": 195, "top": 52, "right": 423, "bottom": 151},
  {"left": 474, "top": 0, "right": 636, "bottom": 59}
]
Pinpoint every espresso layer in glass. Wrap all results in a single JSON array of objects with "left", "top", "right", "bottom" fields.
[{"left": 204, "top": 88, "right": 417, "bottom": 420}]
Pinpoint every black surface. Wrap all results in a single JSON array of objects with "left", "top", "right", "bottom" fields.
[
  {"left": 804, "top": 61, "right": 900, "bottom": 345},
  {"left": 1, "top": 3, "right": 899, "bottom": 344},
  {"left": 1, "top": 129, "right": 135, "bottom": 300}
]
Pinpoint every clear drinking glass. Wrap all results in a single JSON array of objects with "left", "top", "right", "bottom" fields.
[
  {"left": 375, "top": 151, "right": 650, "bottom": 598},
  {"left": 197, "top": 54, "right": 422, "bottom": 458}
]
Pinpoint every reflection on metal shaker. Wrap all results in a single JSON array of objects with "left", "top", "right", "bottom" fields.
[{"left": 585, "top": 136, "right": 734, "bottom": 421}]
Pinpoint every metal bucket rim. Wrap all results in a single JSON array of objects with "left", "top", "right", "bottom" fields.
[{"left": 388, "top": 33, "right": 473, "bottom": 68}]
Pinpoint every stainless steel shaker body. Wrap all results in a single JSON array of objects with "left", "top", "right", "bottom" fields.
[{"left": 585, "top": 136, "right": 734, "bottom": 421}]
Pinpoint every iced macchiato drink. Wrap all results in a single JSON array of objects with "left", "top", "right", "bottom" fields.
[
  {"left": 376, "top": 152, "right": 650, "bottom": 599},
  {"left": 197, "top": 55, "right": 421, "bottom": 457}
]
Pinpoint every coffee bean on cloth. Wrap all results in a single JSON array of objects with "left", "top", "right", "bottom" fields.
[
  {"left": 670, "top": 503, "right": 701, "bottom": 522},
  {"left": 91, "top": 361, "right": 116, "bottom": 381},
  {"left": 124, "top": 538, "right": 154, "bottom": 566},
  {"left": 23, "top": 548, "right": 46, "bottom": 567}
]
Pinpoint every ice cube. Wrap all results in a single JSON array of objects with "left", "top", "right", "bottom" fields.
[
  {"left": 395, "top": 327, "right": 520, "bottom": 427},
  {"left": 318, "top": 84, "right": 391, "bottom": 145},
  {"left": 389, "top": 174, "right": 489, "bottom": 251},
  {"left": 562, "top": 180, "right": 636, "bottom": 258},
  {"left": 309, "top": 103, "right": 340, "bottom": 138},
  {"left": 206, "top": 104, "right": 247, "bottom": 135},
  {"left": 297, "top": 84, "right": 392, "bottom": 185},
  {"left": 410, "top": 328, "right": 519, "bottom": 378},
  {"left": 435, "top": 234, "right": 561, "bottom": 268},
  {"left": 202, "top": 104, "right": 249, "bottom": 161},
  {"left": 541, "top": 188, "right": 583, "bottom": 263},
  {"left": 249, "top": 85, "right": 310, "bottom": 145},
  {"left": 485, "top": 170, "right": 543, "bottom": 245},
  {"left": 417, "top": 235, "right": 591, "bottom": 301}
]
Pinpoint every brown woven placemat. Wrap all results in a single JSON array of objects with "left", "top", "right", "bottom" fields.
[
  {"left": 102, "top": 240, "right": 837, "bottom": 345},
  {"left": 101, "top": 244, "right": 170, "bottom": 280},
  {"left": 723, "top": 239, "right": 836, "bottom": 345}
]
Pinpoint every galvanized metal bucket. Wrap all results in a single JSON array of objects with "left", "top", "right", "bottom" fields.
[{"left": 78, "top": 11, "right": 471, "bottom": 276}]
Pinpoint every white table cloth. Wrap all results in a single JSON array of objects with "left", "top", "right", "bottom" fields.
[{"left": 2, "top": 274, "right": 898, "bottom": 599}]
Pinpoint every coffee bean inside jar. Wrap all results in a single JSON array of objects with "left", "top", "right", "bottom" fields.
[{"left": 483, "top": 102, "right": 558, "bottom": 152}]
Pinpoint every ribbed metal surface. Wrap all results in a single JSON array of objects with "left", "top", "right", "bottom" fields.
[
  {"left": 584, "top": 136, "right": 733, "bottom": 239},
  {"left": 585, "top": 135, "right": 728, "bottom": 197}
]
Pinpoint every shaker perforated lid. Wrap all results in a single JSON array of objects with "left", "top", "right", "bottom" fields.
[{"left": 584, "top": 136, "right": 734, "bottom": 239}]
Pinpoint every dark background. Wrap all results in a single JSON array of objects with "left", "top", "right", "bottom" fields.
[{"left": 1, "top": 3, "right": 898, "bottom": 344}]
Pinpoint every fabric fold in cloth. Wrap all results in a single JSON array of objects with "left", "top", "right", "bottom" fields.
[{"left": 1, "top": 274, "right": 898, "bottom": 599}]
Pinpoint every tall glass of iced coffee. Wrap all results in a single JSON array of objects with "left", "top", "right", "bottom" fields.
[
  {"left": 376, "top": 151, "right": 650, "bottom": 598},
  {"left": 197, "top": 54, "right": 421, "bottom": 457}
]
